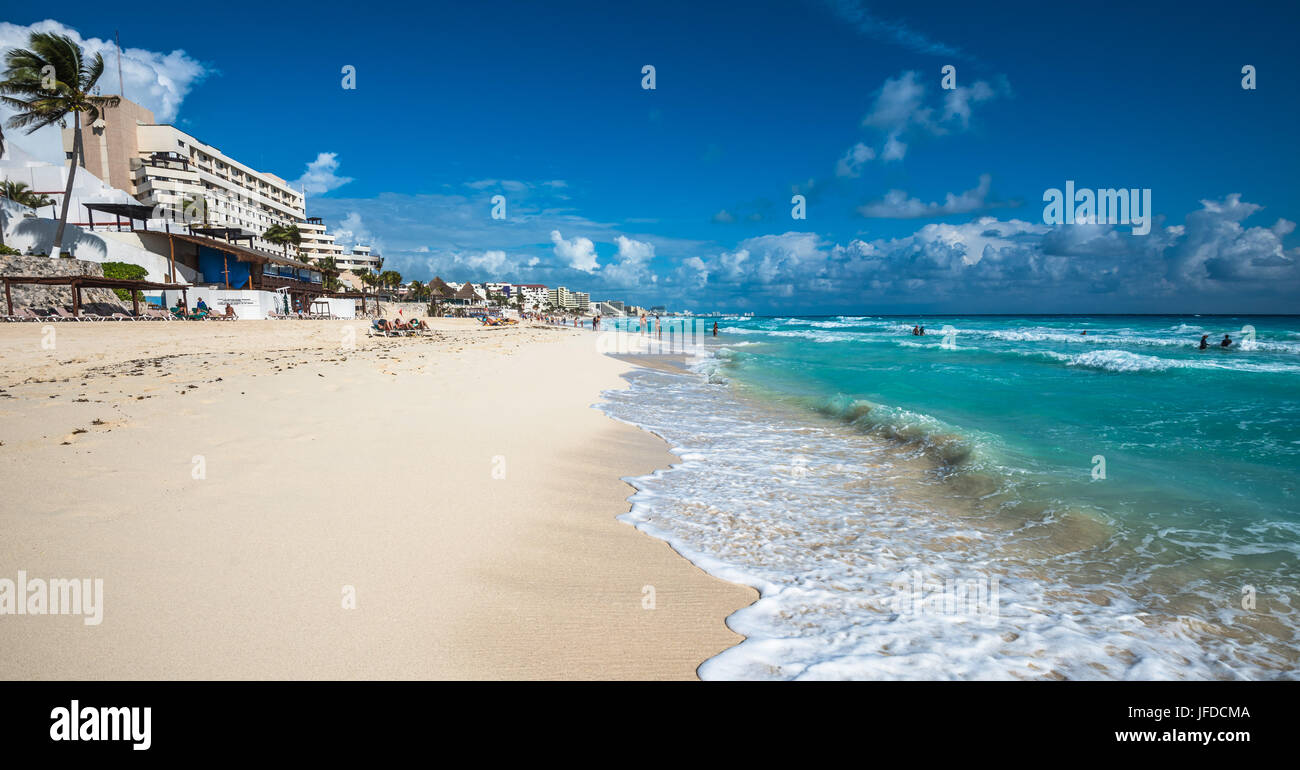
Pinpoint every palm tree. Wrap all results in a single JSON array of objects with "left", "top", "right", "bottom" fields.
[
  {"left": 2, "top": 180, "right": 54, "bottom": 208},
  {"left": 262, "top": 223, "right": 302, "bottom": 257},
  {"left": 314, "top": 256, "right": 340, "bottom": 292},
  {"left": 378, "top": 270, "right": 402, "bottom": 300},
  {"left": 282, "top": 224, "right": 301, "bottom": 257},
  {"left": 1, "top": 32, "right": 120, "bottom": 258}
]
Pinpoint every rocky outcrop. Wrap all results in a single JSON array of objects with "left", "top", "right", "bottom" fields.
[{"left": 0, "top": 255, "right": 130, "bottom": 315}]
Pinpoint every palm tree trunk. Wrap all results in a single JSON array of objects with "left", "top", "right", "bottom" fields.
[
  {"left": 0, "top": 129, "right": 6, "bottom": 250},
  {"left": 49, "top": 111, "right": 82, "bottom": 259}
]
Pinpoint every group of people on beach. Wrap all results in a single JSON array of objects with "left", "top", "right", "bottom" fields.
[{"left": 172, "top": 297, "right": 237, "bottom": 320}]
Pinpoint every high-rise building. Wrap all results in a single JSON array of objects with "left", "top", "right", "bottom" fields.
[
  {"left": 547, "top": 286, "right": 575, "bottom": 309},
  {"left": 65, "top": 96, "right": 306, "bottom": 254}
]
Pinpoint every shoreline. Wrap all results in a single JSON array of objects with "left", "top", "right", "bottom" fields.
[{"left": 0, "top": 319, "right": 755, "bottom": 680}]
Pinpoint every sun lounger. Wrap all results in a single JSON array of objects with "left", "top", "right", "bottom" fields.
[{"left": 52, "top": 307, "right": 90, "bottom": 322}]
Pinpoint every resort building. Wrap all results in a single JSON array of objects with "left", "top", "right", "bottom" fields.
[
  {"left": 335, "top": 244, "right": 381, "bottom": 273},
  {"left": 548, "top": 286, "right": 577, "bottom": 309},
  {"left": 515, "top": 284, "right": 548, "bottom": 310},
  {"left": 63, "top": 96, "right": 306, "bottom": 255},
  {"left": 298, "top": 217, "right": 345, "bottom": 264}
]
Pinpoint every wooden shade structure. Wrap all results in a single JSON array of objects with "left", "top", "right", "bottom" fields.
[{"left": 2, "top": 275, "right": 187, "bottom": 317}]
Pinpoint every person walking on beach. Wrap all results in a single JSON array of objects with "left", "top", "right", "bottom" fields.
[{"left": 656, "top": 315, "right": 662, "bottom": 338}]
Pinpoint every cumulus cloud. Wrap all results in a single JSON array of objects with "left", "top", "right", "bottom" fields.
[
  {"left": 449, "top": 249, "right": 542, "bottom": 276},
  {"left": 601, "top": 235, "right": 657, "bottom": 287},
  {"left": 835, "top": 142, "right": 877, "bottom": 178},
  {"left": 857, "top": 174, "right": 1012, "bottom": 219},
  {"left": 839, "top": 70, "right": 1008, "bottom": 166},
  {"left": 332, "top": 211, "right": 372, "bottom": 252},
  {"left": 295, "top": 152, "right": 353, "bottom": 196},
  {"left": 0, "top": 20, "right": 209, "bottom": 163},
  {"left": 665, "top": 195, "right": 1297, "bottom": 312},
  {"left": 550, "top": 230, "right": 600, "bottom": 272}
]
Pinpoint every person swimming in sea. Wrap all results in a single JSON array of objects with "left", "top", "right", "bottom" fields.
[
  {"left": 1221, "top": 334, "right": 1233, "bottom": 348},
  {"left": 912, "top": 325, "right": 920, "bottom": 336},
  {"left": 1199, "top": 334, "right": 1209, "bottom": 350},
  {"left": 918, "top": 325, "right": 926, "bottom": 336}
]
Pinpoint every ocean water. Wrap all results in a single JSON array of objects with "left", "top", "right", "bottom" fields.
[{"left": 597, "top": 315, "right": 1300, "bottom": 679}]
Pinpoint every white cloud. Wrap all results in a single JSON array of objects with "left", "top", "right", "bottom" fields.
[
  {"left": 943, "top": 79, "right": 1001, "bottom": 128},
  {"left": 835, "top": 142, "right": 876, "bottom": 178},
  {"left": 841, "top": 70, "right": 1007, "bottom": 164},
  {"left": 820, "top": 0, "right": 963, "bottom": 58},
  {"left": 295, "top": 152, "right": 353, "bottom": 196},
  {"left": 332, "top": 211, "right": 372, "bottom": 251},
  {"left": 551, "top": 229, "right": 599, "bottom": 272},
  {"left": 858, "top": 174, "right": 1008, "bottom": 219},
  {"left": 602, "top": 235, "right": 657, "bottom": 286}
]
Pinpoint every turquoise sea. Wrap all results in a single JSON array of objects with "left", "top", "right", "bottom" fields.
[{"left": 598, "top": 315, "right": 1300, "bottom": 679}]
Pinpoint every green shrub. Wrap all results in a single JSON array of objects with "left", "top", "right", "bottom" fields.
[{"left": 101, "top": 261, "right": 149, "bottom": 301}]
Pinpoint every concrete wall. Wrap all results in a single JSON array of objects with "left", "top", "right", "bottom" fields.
[{"left": 158, "top": 288, "right": 356, "bottom": 320}]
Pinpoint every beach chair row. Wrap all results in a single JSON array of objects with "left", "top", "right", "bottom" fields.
[{"left": 1, "top": 306, "right": 176, "bottom": 322}]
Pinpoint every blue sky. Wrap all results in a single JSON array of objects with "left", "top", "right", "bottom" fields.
[{"left": 3, "top": 1, "right": 1298, "bottom": 312}]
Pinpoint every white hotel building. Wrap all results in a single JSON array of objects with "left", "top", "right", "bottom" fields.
[
  {"left": 65, "top": 96, "right": 373, "bottom": 262},
  {"left": 335, "top": 244, "right": 381, "bottom": 273}
]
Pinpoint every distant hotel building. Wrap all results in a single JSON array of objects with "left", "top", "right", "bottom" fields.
[
  {"left": 335, "top": 244, "right": 381, "bottom": 273},
  {"left": 298, "top": 217, "right": 344, "bottom": 262},
  {"left": 546, "top": 286, "right": 589, "bottom": 310},
  {"left": 515, "top": 284, "right": 548, "bottom": 310}
]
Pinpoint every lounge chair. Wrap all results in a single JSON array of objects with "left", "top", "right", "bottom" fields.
[
  {"left": 1, "top": 306, "right": 37, "bottom": 322},
  {"left": 52, "top": 307, "right": 89, "bottom": 322}
]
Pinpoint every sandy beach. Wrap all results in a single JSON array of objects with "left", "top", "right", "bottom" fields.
[{"left": 0, "top": 318, "right": 755, "bottom": 680}]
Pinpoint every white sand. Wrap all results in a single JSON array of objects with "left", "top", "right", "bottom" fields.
[{"left": 0, "top": 318, "right": 755, "bottom": 679}]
